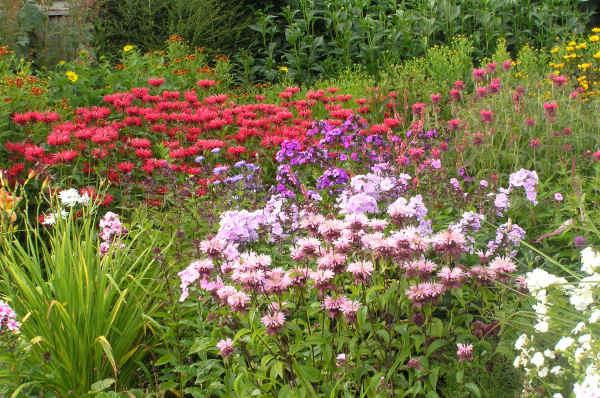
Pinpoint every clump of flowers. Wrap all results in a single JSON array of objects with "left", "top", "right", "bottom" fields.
[
  {"left": 0, "top": 300, "right": 19, "bottom": 333},
  {"left": 177, "top": 164, "right": 533, "bottom": 395},
  {"left": 514, "top": 246, "right": 600, "bottom": 397},
  {"left": 99, "top": 212, "right": 127, "bottom": 255}
]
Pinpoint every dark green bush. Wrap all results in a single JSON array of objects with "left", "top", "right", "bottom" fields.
[
  {"left": 92, "top": 0, "right": 286, "bottom": 58},
  {"left": 243, "top": 0, "right": 593, "bottom": 83}
]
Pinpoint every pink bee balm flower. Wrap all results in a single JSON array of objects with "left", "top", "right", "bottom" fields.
[
  {"left": 261, "top": 310, "right": 286, "bottom": 335},
  {"left": 543, "top": 101, "right": 558, "bottom": 119},
  {"left": 438, "top": 266, "right": 466, "bottom": 288},
  {"left": 226, "top": 291, "right": 250, "bottom": 311},
  {"left": 216, "top": 338, "right": 234, "bottom": 358},
  {"left": 403, "top": 258, "right": 437, "bottom": 278},
  {"left": 488, "top": 256, "right": 517, "bottom": 275},
  {"left": 406, "top": 282, "right": 445, "bottom": 306},
  {"left": 456, "top": 343, "right": 473, "bottom": 362},
  {"left": 339, "top": 298, "right": 361, "bottom": 322},
  {"left": 347, "top": 260, "right": 374, "bottom": 283},
  {"left": 336, "top": 353, "right": 347, "bottom": 367},
  {"left": 310, "top": 269, "right": 335, "bottom": 290}
]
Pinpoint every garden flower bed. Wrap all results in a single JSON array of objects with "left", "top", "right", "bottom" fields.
[{"left": 0, "top": 26, "right": 599, "bottom": 397}]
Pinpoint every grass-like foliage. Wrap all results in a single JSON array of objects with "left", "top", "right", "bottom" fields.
[{"left": 0, "top": 201, "right": 165, "bottom": 395}]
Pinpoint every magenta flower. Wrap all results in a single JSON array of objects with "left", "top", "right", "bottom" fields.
[
  {"left": 216, "top": 338, "right": 234, "bottom": 358},
  {"left": 456, "top": 343, "right": 474, "bottom": 362}
]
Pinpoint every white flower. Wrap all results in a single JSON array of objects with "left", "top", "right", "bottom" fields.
[
  {"left": 513, "top": 354, "right": 527, "bottom": 368},
  {"left": 550, "top": 366, "right": 562, "bottom": 375},
  {"left": 589, "top": 309, "right": 600, "bottom": 323},
  {"left": 58, "top": 188, "right": 83, "bottom": 207},
  {"left": 578, "top": 334, "right": 592, "bottom": 344},
  {"left": 41, "top": 209, "right": 68, "bottom": 225},
  {"left": 544, "top": 349, "right": 556, "bottom": 359},
  {"left": 581, "top": 247, "right": 600, "bottom": 275},
  {"left": 515, "top": 334, "right": 528, "bottom": 350},
  {"left": 555, "top": 337, "right": 575, "bottom": 352},
  {"left": 572, "top": 322, "right": 586, "bottom": 335},
  {"left": 531, "top": 352, "right": 545, "bottom": 367},
  {"left": 538, "top": 367, "right": 549, "bottom": 377},
  {"left": 525, "top": 268, "right": 567, "bottom": 292},
  {"left": 574, "top": 345, "right": 590, "bottom": 363},
  {"left": 573, "top": 365, "right": 600, "bottom": 398},
  {"left": 552, "top": 394, "right": 563, "bottom": 398},
  {"left": 535, "top": 320, "right": 549, "bottom": 333}
]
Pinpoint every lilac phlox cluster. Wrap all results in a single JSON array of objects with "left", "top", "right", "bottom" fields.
[
  {"left": 216, "top": 209, "right": 264, "bottom": 243},
  {"left": 0, "top": 300, "right": 19, "bottom": 333},
  {"left": 387, "top": 195, "right": 428, "bottom": 225},
  {"left": 276, "top": 139, "right": 326, "bottom": 166},
  {"left": 450, "top": 211, "right": 486, "bottom": 253},
  {"left": 213, "top": 160, "right": 261, "bottom": 186},
  {"left": 485, "top": 222, "right": 526, "bottom": 257},
  {"left": 493, "top": 189, "right": 511, "bottom": 216},
  {"left": 275, "top": 164, "right": 301, "bottom": 198},
  {"left": 337, "top": 170, "right": 406, "bottom": 215},
  {"left": 509, "top": 169, "right": 539, "bottom": 205},
  {"left": 262, "top": 194, "right": 299, "bottom": 242},
  {"left": 99, "top": 212, "right": 127, "bottom": 255},
  {"left": 316, "top": 167, "right": 350, "bottom": 191},
  {"left": 337, "top": 192, "right": 379, "bottom": 215}
]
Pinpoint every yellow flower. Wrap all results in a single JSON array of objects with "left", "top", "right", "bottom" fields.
[
  {"left": 550, "top": 47, "right": 559, "bottom": 54},
  {"left": 576, "top": 43, "right": 587, "bottom": 50},
  {"left": 568, "top": 41, "right": 576, "bottom": 46},
  {"left": 58, "top": 60, "right": 66, "bottom": 66},
  {"left": 592, "top": 27, "right": 600, "bottom": 33},
  {"left": 594, "top": 51, "right": 600, "bottom": 60},
  {"left": 578, "top": 63, "right": 592, "bottom": 71},
  {"left": 590, "top": 35, "right": 599, "bottom": 42},
  {"left": 123, "top": 44, "right": 135, "bottom": 53},
  {"left": 65, "top": 70, "right": 78, "bottom": 83},
  {"left": 566, "top": 46, "right": 575, "bottom": 52},
  {"left": 278, "top": 66, "right": 289, "bottom": 73}
]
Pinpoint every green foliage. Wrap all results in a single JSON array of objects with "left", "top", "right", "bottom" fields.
[
  {"left": 244, "top": 0, "right": 591, "bottom": 83},
  {"left": 0, "top": 201, "right": 167, "bottom": 395},
  {"left": 92, "top": 0, "right": 280, "bottom": 59}
]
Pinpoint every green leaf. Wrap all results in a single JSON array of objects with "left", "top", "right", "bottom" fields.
[
  {"left": 425, "top": 339, "right": 446, "bottom": 357},
  {"left": 465, "top": 382, "right": 482, "bottom": 398},
  {"left": 189, "top": 337, "right": 212, "bottom": 354},
  {"left": 90, "top": 378, "right": 115, "bottom": 392}
]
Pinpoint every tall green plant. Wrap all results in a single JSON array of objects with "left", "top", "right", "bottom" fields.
[{"left": 0, "top": 203, "right": 166, "bottom": 395}]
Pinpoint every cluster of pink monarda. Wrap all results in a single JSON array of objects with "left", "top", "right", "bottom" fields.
[
  {"left": 179, "top": 193, "right": 523, "bottom": 357},
  {"left": 98, "top": 212, "right": 127, "bottom": 255}
]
